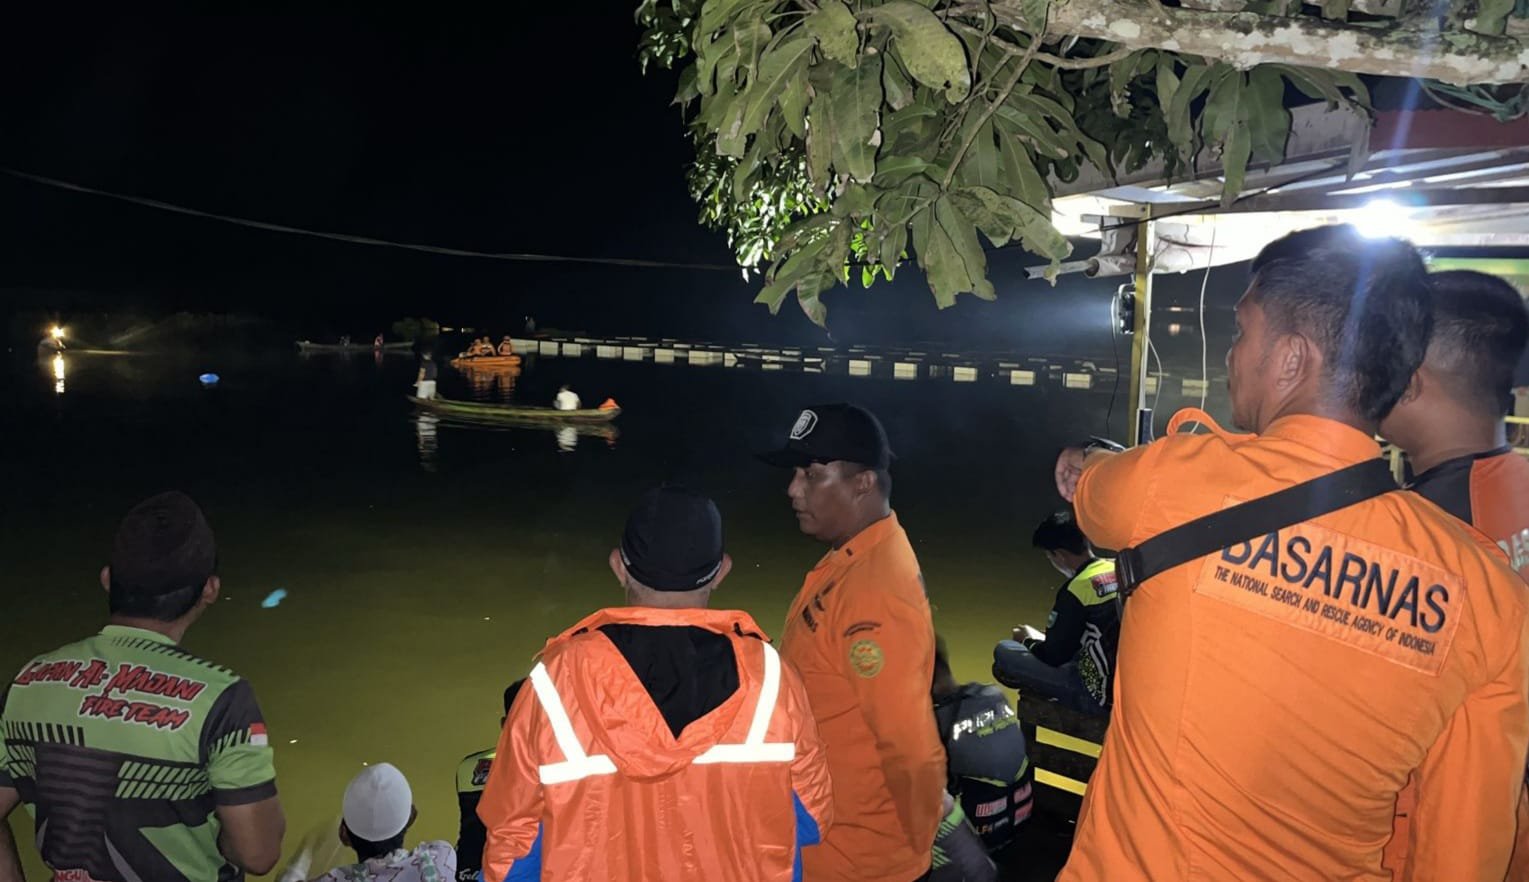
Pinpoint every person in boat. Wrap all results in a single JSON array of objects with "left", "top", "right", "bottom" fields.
[
  {"left": 374, "top": 333, "right": 385, "bottom": 349},
  {"left": 415, "top": 352, "right": 438, "bottom": 401},
  {"left": 991, "top": 510, "right": 1119, "bottom": 717},
  {"left": 554, "top": 385, "right": 581, "bottom": 411},
  {"left": 497, "top": 336, "right": 515, "bottom": 356}
]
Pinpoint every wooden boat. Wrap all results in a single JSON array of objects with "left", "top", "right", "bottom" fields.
[
  {"left": 408, "top": 395, "right": 619, "bottom": 424},
  {"left": 450, "top": 355, "right": 522, "bottom": 369},
  {"left": 297, "top": 340, "right": 413, "bottom": 353}
]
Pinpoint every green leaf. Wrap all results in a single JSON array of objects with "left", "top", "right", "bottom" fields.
[
  {"left": 1476, "top": 0, "right": 1515, "bottom": 35},
  {"left": 997, "top": 135, "right": 1051, "bottom": 214},
  {"left": 953, "top": 185, "right": 1069, "bottom": 261},
  {"left": 733, "top": 136, "right": 765, "bottom": 202},
  {"left": 882, "top": 53, "right": 916, "bottom": 111},
  {"left": 1154, "top": 57, "right": 1180, "bottom": 127},
  {"left": 737, "top": 28, "right": 815, "bottom": 139},
  {"left": 865, "top": 1, "right": 971, "bottom": 103},
  {"left": 873, "top": 154, "right": 939, "bottom": 185},
  {"left": 1165, "top": 63, "right": 1217, "bottom": 158},
  {"left": 806, "top": 96, "right": 834, "bottom": 192},
  {"left": 829, "top": 57, "right": 883, "bottom": 183},
  {"left": 1246, "top": 66, "right": 1290, "bottom": 162},
  {"left": 756, "top": 233, "right": 832, "bottom": 313},
  {"left": 1108, "top": 52, "right": 1139, "bottom": 119},
  {"left": 796, "top": 273, "right": 832, "bottom": 326},
  {"left": 732, "top": 17, "right": 772, "bottom": 85},
  {"left": 992, "top": 104, "right": 1072, "bottom": 159},
  {"left": 1197, "top": 67, "right": 1242, "bottom": 147},
  {"left": 778, "top": 79, "right": 809, "bottom": 138},
  {"left": 1221, "top": 118, "right": 1252, "bottom": 208},
  {"left": 877, "top": 220, "right": 908, "bottom": 278},
  {"left": 699, "top": 0, "right": 768, "bottom": 43},
  {"left": 805, "top": 1, "right": 859, "bottom": 68},
  {"left": 674, "top": 66, "right": 700, "bottom": 107},
  {"left": 911, "top": 195, "right": 992, "bottom": 308},
  {"left": 1016, "top": 0, "right": 1050, "bottom": 32}
]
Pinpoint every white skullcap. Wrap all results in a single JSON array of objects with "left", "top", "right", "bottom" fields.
[{"left": 342, "top": 763, "right": 413, "bottom": 842}]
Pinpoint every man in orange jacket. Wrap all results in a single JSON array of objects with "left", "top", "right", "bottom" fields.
[
  {"left": 1377, "top": 267, "right": 1529, "bottom": 880},
  {"left": 761, "top": 403, "right": 946, "bottom": 882},
  {"left": 1054, "top": 228, "right": 1529, "bottom": 881},
  {"left": 477, "top": 485, "right": 833, "bottom": 882}
]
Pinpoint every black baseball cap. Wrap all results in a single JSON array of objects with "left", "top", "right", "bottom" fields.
[
  {"left": 757, "top": 403, "right": 894, "bottom": 470},
  {"left": 619, "top": 484, "right": 725, "bottom": 592},
  {"left": 110, "top": 491, "right": 217, "bottom": 596}
]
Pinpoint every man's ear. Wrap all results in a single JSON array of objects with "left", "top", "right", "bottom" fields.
[
  {"left": 1274, "top": 333, "right": 1317, "bottom": 390},
  {"left": 853, "top": 466, "right": 877, "bottom": 498},
  {"left": 200, "top": 575, "right": 221, "bottom": 608},
  {"left": 100, "top": 566, "right": 111, "bottom": 593},
  {"left": 608, "top": 549, "right": 627, "bottom": 586},
  {"left": 406, "top": 806, "right": 418, "bottom": 832},
  {"left": 1397, "top": 368, "right": 1426, "bottom": 407},
  {"left": 339, "top": 820, "right": 352, "bottom": 848},
  {"left": 711, "top": 554, "right": 734, "bottom": 590}
]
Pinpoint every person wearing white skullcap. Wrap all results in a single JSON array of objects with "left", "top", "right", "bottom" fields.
[{"left": 283, "top": 763, "right": 455, "bottom": 882}]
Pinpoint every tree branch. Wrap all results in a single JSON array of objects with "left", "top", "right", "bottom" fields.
[
  {"left": 941, "top": 31, "right": 1041, "bottom": 189},
  {"left": 985, "top": 0, "right": 1529, "bottom": 84},
  {"left": 1034, "top": 44, "right": 1138, "bottom": 68}
]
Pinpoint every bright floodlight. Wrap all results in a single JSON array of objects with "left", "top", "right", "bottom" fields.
[
  {"left": 50, "top": 326, "right": 64, "bottom": 339},
  {"left": 1352, "top": 198, "right": 1406, "bottom": 239}
]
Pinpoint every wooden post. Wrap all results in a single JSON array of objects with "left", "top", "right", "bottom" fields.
[{"left": 1127, "top": 210, "right": 1155, "bottom": 446}]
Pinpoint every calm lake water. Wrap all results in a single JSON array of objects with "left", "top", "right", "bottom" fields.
[{"left": 0, "top": 340, "right": 1224, "bottom": 877}]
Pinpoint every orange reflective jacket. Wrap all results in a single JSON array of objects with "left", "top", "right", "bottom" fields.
[
  {"left": 477, "top": 606, "right": 833, "bottom": 882},
  {"left": 779, "top": 513, "right": 946, "bottom": 882},
  {"left": 1063, "top": 409, "right": 1529, "bottom": 882}
]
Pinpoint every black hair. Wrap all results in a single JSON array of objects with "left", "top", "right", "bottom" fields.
[
  {"left": 503, "top": 679, "right": 527, "bottom": 715},
  {"left": 1032, "top": 510, "right": 1088, "bottom": 555},
  {"left": 1425, "top": 270, "right": 1529, "bottom": 417},
  {"left": 1247, "top": 224, "right": 1433, "bottom": 423},
  {"left": 349, "top": 829, "right": 406, "bottom": 861},
  {"left": 108, "top": 582, "right": 203, "bottom": 621}
]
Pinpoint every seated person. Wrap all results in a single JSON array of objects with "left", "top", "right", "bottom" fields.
[
  {"left": 554, "top": 385, "right": 581, "bottom": 411},
  {"left": 280, "top": 763, "right": 454, "bottom": 881},
  {"left": 456, "top": 681, "right": 525, "bottom": 882},
  {"left": 497, "top": 336, "right": 515, "bottom": 356},
  {"left": 934, "top": 636, "right": 1033, "bottom": 862},
  {"left": 992, "top": 510, "right": 1119, "bottom": 716}
]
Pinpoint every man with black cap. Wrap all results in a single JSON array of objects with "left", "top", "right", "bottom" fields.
[
  {"left": 477, "top": 484, "right": 833, "bottom": 882},
  {"left": 761, "top": 404, "right": 946, "bottom": 882},
  {"left": 0, "top": 491, "right": 285, "bottom": 881}
]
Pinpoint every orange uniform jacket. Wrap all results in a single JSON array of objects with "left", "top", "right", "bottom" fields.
[
  {"left": 1062, "top": 409, "right": 1529, "bottom": 882},
  {"left": 1384, "top": 447, "right": 1529, "bottom": 881},
  {"left": 477, "top": 606, "right": 834, "bottom": 882},
  {"left": 779, "top": 513, "right": 946, "bottom": 882}
]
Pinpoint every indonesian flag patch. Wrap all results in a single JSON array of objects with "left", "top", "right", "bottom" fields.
[{"left": 248, "top": 722, "right": 269, "bottom": 747}]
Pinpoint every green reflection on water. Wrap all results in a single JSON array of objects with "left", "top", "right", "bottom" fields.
[{"left": 1, "top": 346, "right": 1121, "bottom": 878}]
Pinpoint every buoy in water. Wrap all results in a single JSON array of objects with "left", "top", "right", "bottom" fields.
[{"left": 199, "top": 373, "right": 220, "bottom": 387}]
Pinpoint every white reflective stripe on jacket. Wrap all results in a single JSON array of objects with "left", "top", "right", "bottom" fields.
[{"left": 528, "top": 640, "right": 795, "bottom": 784}]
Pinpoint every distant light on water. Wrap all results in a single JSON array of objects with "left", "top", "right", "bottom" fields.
[
  {"left": 52, "top": 354, "right": 65, "bottom": 395},
  {"left": 50, "top": 326, "right": 64, "bottom": 340}
]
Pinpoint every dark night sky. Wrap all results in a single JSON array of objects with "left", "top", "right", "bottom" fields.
[{"left": 0, "top": 7, "right": 1134, "bottom": 351}]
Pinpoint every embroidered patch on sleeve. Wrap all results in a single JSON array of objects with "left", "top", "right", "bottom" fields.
[{"left": 848, "top": 639, "right": 885, "bottom": 678}]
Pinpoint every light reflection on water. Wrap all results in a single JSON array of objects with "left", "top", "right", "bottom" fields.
[{"left": 3, "top": 343, "right": 1228, "bottom": 877}]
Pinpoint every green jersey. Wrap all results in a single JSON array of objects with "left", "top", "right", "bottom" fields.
[{"left": 0, "top": 625, "right": 277, "bottom": 882}]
